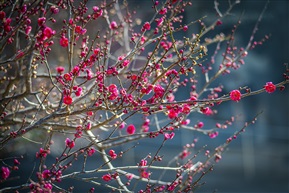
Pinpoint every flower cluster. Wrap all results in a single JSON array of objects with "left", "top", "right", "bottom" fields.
[{"left": 0, "top": 0, "right": 288, "bottom": 193}]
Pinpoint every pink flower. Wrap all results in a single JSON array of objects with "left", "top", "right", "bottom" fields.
[
  {"left": 42, "top": 170, "right": 51, "bottom": 179},
  {"left": 140, "top": 170, "right": 150, "bottom": 179},
  {"left": 94, "top": 48, "right": 100, "bottom": 55},
  {"left": 50, "top": 6, "right": 59, "bottom": 14},
  {"left": 110, "top": 21, "right": 118, "bottom": 30},
  {"left": 142, "top": 22, "right": 151, "bottom": 31},
  {"left": 75, "top": 26, "right": 86, "bottom": 35},
  {"left": 56, "top": 66, "right": 65, "bottom": 74},
  {"left": 126, "top": 173, "right": 134, "bottom": 180},
  {"left": 264, "top": 82, "right": 276, "bottom": 93},
  {"left": 216, "top": 20, "right": 223, "bottom": 26},
  {"left": 43, "top": 26, "right": 55, "bottom": 39},
  {"left": 183, "top": 25, "right": 188, "bottom": 32},
  {"left": 214, "top": 154, "right": 222, "bottom": 162},
  {"left": 1, "top": 167, "right": 10, "bottom": 180},
  {"left": 109, "top": 149, "right": 117, "bottom": 159},
  {"left": 168, "top": 109, "right": 178, "bottom": 119},
  {"left": 25, "top": 26, "right": 32, "bottom": 35},
  {"left": 43, "top": 183, "right": 52, "bottom": 190},
  {"left": 63, "top": 95, "right": 73, "bottom": 105},
  {"left": 75, "top": 87, "right": 82, "bottom": 97},
  {"left": 230, "top": 89, "right": 241, "bottom": 102},
  {"left": 60, "top": 36, "right": 69, "bottom": 47},
  {"left": 179, "top": 149, "right": 190, "bottom": 159},
  {"left": 65, "top": 138, "right": 75, "bottom": 148},
  {"left": 102, "top": 174, "right": 112, "bottom": 182},
  {"left": 119, "top": 122, "right": 125, "bottom": 129},
  {"left": 108, "top": 84, "right": 119, "bottom": 100},
  {"left": 37, "top": 17, "right": 46, "bottom": 26},
  {"left": 181, "top": 104, "right": 190, "bottom": 114},
  {"left": 123, "top": 59, "right": 130, "bottom": 67},
  {"left": 197, "top": 121, "right": 204, "bottom": 128},
  {"left": 13, "top": 159, "right": 20, "bottom": 165},
  {"left": 201, "top": 107, "right": 213, "bottom": 116},
  {"left": 209, "top": 131, "right": 219, "bottom": 138},
  {"left": 0, "top": 11, "right": 6, "bottom": 20},
  {"left": 63, "top": 73, "right": 72, "bottom": 81},
  {"left": 164, "top": 132, "right": 175, "bottom": 140},
  {"left": 36, "top": 148, "right": 49, "bottom": 158},
  {"left": 126, "top": 124, "right": 136, "bottom": 135},
  {"left": 159, "top": 8, "right": 167, "bottom": 15},
  {"left": 156, "top": 17, "right": 163, "bottom": 26},
  {"left": 86, "top": 122, "right": 91, "bottom": 130},
  {"left": 87, "top": 148, "right": 96, "bottom": 156},
  {"left": 139, "top": 159, "right": 147, "bottom": 166},
  {"left": 92, "top": 6, "right": 103, "bottom": 19}
]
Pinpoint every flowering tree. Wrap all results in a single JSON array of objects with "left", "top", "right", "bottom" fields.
[{"left": 0, "top": 0, "right": 288, "bottom": 192}]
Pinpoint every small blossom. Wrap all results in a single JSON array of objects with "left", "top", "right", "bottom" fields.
[
  {"left": 181, "top": 119, "right": 190, "bottom": 125},
  {"left": 126, "top": 173, "right": 134, "bottom": 180},
  {"left": 50, "top": 5, "right": 59, "bottom": 14},
  {"left": 86, "top": 122, "right": 91, "bottom": 130},
  {"left": 65, "top": 138, "right": 75, "bottom": 148},
  {"left": 183, "top": 25, "right": 188, "bottom": 32},
  {"left": 142, "top": 22, "right": 151, "bottom": 31},
  {"left": 126, "top": 124, "right": 136, "bottom": 135},
  {"left": 181, "top": 104, "right": 190, "bottom": 114},
  {"left": 56, "top": 66, "right": 65, "bottom": 74},
  {"left": 13, "top": 159, "right": 20, "bottom": 165},
  {"left": 63, "top": 95, "right": 73, "bottom": 105},
  {"left": 214, "top": 154, "right": 222, "bottom": 162},
  {"left": 1, "top": 167, "right": 10, "bottom": 180},
  {"left": 110, "top": 21, "right": 118, "bottom": 30},
  {"left": 43, "top": 183, "right": 52, "bottom": 190},
  {"left": 201, "top": 107, "right": 213, "bottom": 115},
  {"left": 156, "top": 17, "right": 163, "bottom": 26},
  {"left": 109, "top": 149, "right": 117, "bottom": 159},
  {"left": 75, "top": 26, "right": 86, "bottom": 35},
  {"left": 179, "top": 149, "right": 190, "bottom": 159},
  {"left": 164, "top": 132, "right": 175, "bottom": 140},
  {"left": 42, "top": 170, "right": 51, "bottom": 179},
  {"left": 36, "top": 148, "right": 49, "bottom": 158},
  {"left": 60, "top": 36, "right": 69, "bottom": 47},
  {"left": 139, "top": 159, "right": 147, "bottom": 166},
  {"left": 264, "top": 82, "right": 276, "bottom": 93},
  {"left": 43, "top": 26, "right": 55, "bottom": 39},
  {"left": 159, "top": 8, "right": 167, "bottom": 15},
  {"left": 140, "top": 170, "right": 150, "bottom": 179},
  {"left": 63, "top": 73, "right": 72, "bottom": 81},
  {"left": 75, "top": 130, "right": 82, "bottom": 138},
  {"left": 87, "top": 148, "right": 96, "bottom": 156},
  {"left": 92, "top": 6, "right": 103, "bottom": 19},
  {"left": 93, "top": 48, "right": 100, "bottom": 55},
  {"left": 168, "top": 109, "right": 178, "bottom": 119},
  {"left": 197, "top": 121, "right": 204, "bottom": 128},
  {"left": 216, "top": 20, "right": 223, "bottom": 26},
  {"left": 75, "top": 87, "right": 82, "bottom": 97},
  {"left": 209, "top": 131, "right": 219, "bottom": 139},
  {"left": 25, "top": 26, "right": 32, "bottom": 35},
  {"left": 37, "top": 17, "right": 46, "bottom": 26},
  {"left": 123, "top": 59, "right": 130, "bottom": 67},
  {"left": 87, "top": 111, "right": 93, "bottom": 116},
  {"left": 102, "top": 174, "right": 112, "bottom": 182},
  {"left": 72, "top": 66, "right": 80, "bottom": 75},
  {"left": 230, "top": 89, "right": 241, "bottom": 102},
  {"left": 0, "top": 11, "right": 6, "bottom": 20},
  {"left": 119, "top": 122, "right": 125, "bottom": 129}
]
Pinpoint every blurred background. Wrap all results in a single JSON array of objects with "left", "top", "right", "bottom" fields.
[{"left": 1, "top": 0, "right": 288, "bottom": 192}]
